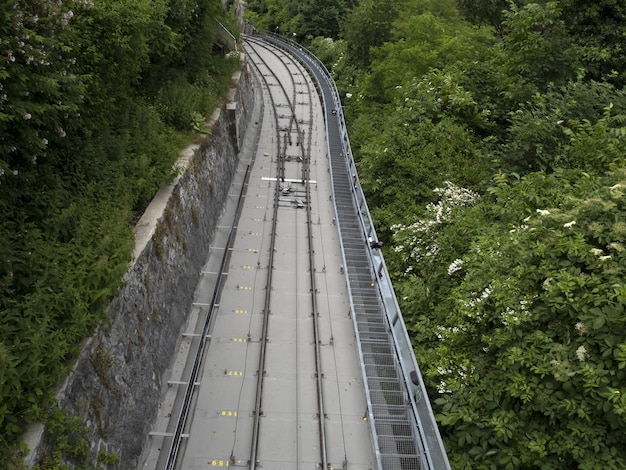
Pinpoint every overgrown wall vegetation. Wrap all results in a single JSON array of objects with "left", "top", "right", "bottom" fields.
[
  {"left": 0, "top": 0, "right": 240, "bottom": 465},
  {"left": 248, "top": 0, "right": 626, "bottom": 467}
]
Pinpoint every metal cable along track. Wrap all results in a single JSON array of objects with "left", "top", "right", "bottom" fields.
[{"left": 263, "top": 34, "right": 451, "bottom": 470}]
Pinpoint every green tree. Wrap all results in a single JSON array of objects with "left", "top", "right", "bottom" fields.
[
  {"left": 0, "top": 0, "right": 86, "bottom": 174},
  {"left": 357, "top": 0, "right": 494, "bottom": 103},
  {"left": 559, "top": 0, "right": 626, "bottom": 85},
  {"left": 457, "top": 0, "right": 512, "bottom": 29},
  {"left": 497, "top": 2, "right": 579, "bottom": 96},
  {"left": 245, "top": 0, "right": 289, "bottom": 33},
  {"left": 307, "top": 36, "right": 345, "bottom": 72},
  {"left": 0, "top": 0, "right": 237, "bottom": 460},
  {"left": 353, "top": 69, "right": 491, "bottom": 240},
  {"left": 290, "top": 0, "right": 351, "bottom": 39},
  {"left": 497, "top": 80, "right": 626, "bottom": 173},
  {"left": 246, "top": 0, "right": 353, "bottom": 39},
  {"left": 341, "top": 0, "right": 401, "bottom": 67}
]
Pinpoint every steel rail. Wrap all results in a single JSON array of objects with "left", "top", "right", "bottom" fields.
[
  {"left": 241, "top": 39, "right": 283, "bottom": 470},
  {"left": 244, "top": 36, "right": 308, "bottom": 167},
  {"left": 303, "top": 111, "right": 329, "bottom": 470},
  {"left": 297, "top": 46, "right": 330, "bottom": 470}
]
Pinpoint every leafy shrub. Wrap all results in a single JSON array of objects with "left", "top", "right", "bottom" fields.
[
  {"left": 426, "top": 169, "right": 626, "bottom": 468},
  {"left": 156, "top": 80, "right": 211, "bottom": 131}
]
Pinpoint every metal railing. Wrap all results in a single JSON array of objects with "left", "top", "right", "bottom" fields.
[{"left": 217, "top": 22, "right": 237, "bottom": 52}]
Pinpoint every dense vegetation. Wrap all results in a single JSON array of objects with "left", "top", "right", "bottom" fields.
[
  {"left": 0, "top": 0, "right": 238, "bottom": 464},
  {"left": 247, "top": 0, "right": 626, "bottom": 467}
]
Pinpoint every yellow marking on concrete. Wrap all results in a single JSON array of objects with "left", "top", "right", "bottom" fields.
[
  {"left": 232, "top": 338, "right": 248, "bottom": 343},
  {"left": 220, "top": 410, "right": 238, "bottom": 417},
  {"left": 248, "top": 248, "right": 259, "bottom": 253},
  {"left": 234, "top": 309, "right": 248, "bottom": 314},
  {"left": 255, "top": 205, "right": 265, "bottom": 209},
  {"left": 210, "top": 459, "right": 230, "bottom": 466},
  {"left": 242, "top": 265, "right": 255, "bottom": 270},
  {"left": 227, "top": 370, "right": 243, "bottom": 376}
]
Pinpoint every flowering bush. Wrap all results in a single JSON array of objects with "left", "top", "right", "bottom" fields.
[
  {"left": 391, "top": 181, "right": 479, "bottom": 269},
  {"left": 340, "top": 0, "right": 626, "bottom": 467},
  {"left": 0, "top": 0, "right": 89, "bottom": 175},
  {"left": 424, "top": 169, "right": 626, "bottom": 468}
]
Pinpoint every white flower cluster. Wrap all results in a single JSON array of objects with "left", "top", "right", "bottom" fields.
[
  {"left": 447, "top": 258, "right": 463, "bottom": 275},
  {"left": 500, "top": 298, "right": 533, "bottom": 327},
  {"left": 436, "top": 364, "right": 473, "bottom": 393},
  {"left": 463, "top": 285, "right": 493, "bottom": 316},
  {"left": 430, "top": 181, "right": 479, "bottom": 223},
  {"left": 434, "top": 325, "right": 461, "bottom": 340},
  {"left": 589, "top": 246, "right": 612, "bottom": 261},
  {"left": 2, "top": 0, "right": 84, "bottom": 169},
  {"left": 392, "top": 181, "right": 479, "bottom": 266}
]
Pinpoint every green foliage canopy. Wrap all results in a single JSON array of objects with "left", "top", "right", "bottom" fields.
[
  {"left": 419, "top": 169, "right": 626, "bottom": 468},
  {"left": 245, "top": 0, "right": 354, "bottom": 40}
]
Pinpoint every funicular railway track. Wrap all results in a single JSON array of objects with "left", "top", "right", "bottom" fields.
[
  {"left": 144, "top": 36, "right": 375, "bottom": 470},
  {"left": 242, "top": 36, "right": 329, "bottom": 469}
]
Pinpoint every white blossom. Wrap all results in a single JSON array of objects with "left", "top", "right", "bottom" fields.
[
  {"left": 447, "top": 258, "right": 464, "bottom": 275},
  {"left": 464, "top": 285, "right": 493, "bottom": 312},
  {"left": 392, "top": 182, "right": 479, "bottom": 266},
  {"left": 501, "top": 307, "right": 519, "bottom": 327},
  {"left": 563, "top": 220, "right": 576, "bottom": 228}
]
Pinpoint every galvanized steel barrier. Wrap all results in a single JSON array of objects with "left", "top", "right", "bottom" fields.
[{"left": 262, "top": 34, "right": 451, "bottom": 470}]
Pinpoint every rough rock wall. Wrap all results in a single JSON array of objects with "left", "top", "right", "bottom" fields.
[{"left": 27, "top": 61, "right": 255, "bottom": 468}]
